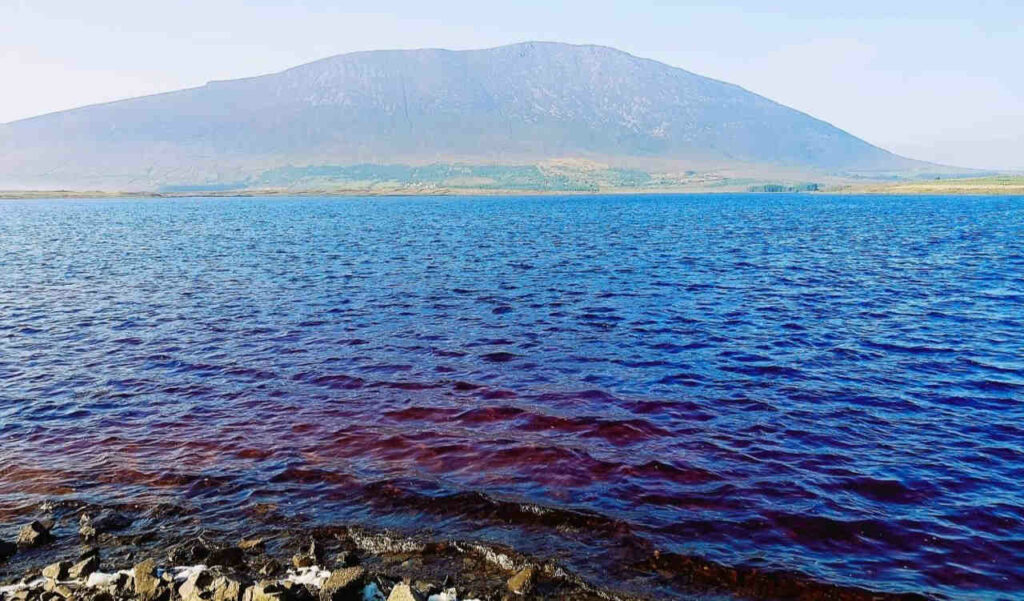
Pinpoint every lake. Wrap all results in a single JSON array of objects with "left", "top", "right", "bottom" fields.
[{"left": 1, "top": 194, "right": 1022, "bottom": 600}]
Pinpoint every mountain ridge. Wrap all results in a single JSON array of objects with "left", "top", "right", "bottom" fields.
[{"left": 0, "top": 41, "right": 962, "bottom": 191}]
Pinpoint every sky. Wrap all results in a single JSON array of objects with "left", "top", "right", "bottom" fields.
[{"left": 1, "top": 0, "right": 1022, "bottom": 170}]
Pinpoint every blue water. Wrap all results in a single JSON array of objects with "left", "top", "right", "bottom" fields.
[{"left": 1, "top": 194, "right": 1022, "bottom": 599}]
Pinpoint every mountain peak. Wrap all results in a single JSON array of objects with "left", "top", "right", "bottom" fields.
[{"left": 0, "top": 42, "right": 936, "bottom": 190}]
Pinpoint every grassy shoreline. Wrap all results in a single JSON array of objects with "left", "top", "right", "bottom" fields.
[{"left": 3, "top": 176, "right": 1023, "bottom": 199}]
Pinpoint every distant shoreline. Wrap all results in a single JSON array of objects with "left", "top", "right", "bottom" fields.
[{"left": 3, "top": 176, "right": 1023, "bottom": 199}]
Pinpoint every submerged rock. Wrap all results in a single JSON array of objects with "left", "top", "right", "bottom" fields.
[
  {"left": 0, "top": 539, "right": 17, "bottom": 562},
  {"left": 16, "top": 521, "right": 53, "bottom": 547},
  {"left": 79, "top": 511, "right": 132, "bottom": 539},
  {"left": 318, "top": 566, "right": 365, "bottom": 601}
]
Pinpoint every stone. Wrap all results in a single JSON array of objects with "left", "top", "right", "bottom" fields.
[
  {"left": 78, "top": 511, "right": 131, "bottom": 540},
  {"left": 238, "top": 537, "right": 265, "bottom": 552},
  {"left": 42, "top": 561, "right": 71, "bottom": 581},
  {"left": 292, "top": 553, "right": 317, "bottom": 569},
  {"left": 258, "top": 559, "right": 282, "bottom": 578},
  {"left": 318, "top": 566, "right": 365, "bottom": 601},
  {"left": 209, "top": 575, "right": 247, "bottom": 601},
  {"left": 0, "top": 539, "right": 16, "bottom": 561},
  {"left": 243, "top": 581, "right": 286, "bottom": 601},
  {"left": 16, "top": 521, "right": 53, "bottom": 547},
  {"left": 506, "top": 567, "right": 535, "bottom": 595},
  {"left": 169, "top": 541, "right": 210, "bottom": 564},
  {"left": 133, "top": 559, "right": 167, "bottom": 601},
  {"left": 179, "top": 569, "right": 215, "bottom": 601},
  {"left": 69, "top": 555, "right": 100, "bottom": 579},
  {"left": 208, "top": 546, "right": 245, "bottom": 567},
  {"left": 385, "top": 584, "right": 423, "bottom": 601}
]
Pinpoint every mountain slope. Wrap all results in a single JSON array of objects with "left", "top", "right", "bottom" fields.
[{"left": 0, "top": 42, "right": 938, "bottom": 190}]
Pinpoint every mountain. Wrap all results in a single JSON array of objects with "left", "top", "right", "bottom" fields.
[{"left": 0, "top": 42, "right": 951, "bottom": 191}]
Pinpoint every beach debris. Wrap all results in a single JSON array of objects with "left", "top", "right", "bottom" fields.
[
  {"left": 319, "top": 566, "right": 366, "bottom": 601},
  {"left": 506, "top": 567, "right": 535, "bottom": 595},
  {"left": 16, "top": 520, "right": 53, "bottom": 547}
]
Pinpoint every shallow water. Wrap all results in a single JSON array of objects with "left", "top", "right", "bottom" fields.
[{"left": 1, "top": 194, "right": 1022, "bottom": 599}]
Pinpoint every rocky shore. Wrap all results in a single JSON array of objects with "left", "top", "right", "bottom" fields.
[
  {"left": 0, "top": 502, "right": 934, "bottom": 601},
  {"left": 1, "top": 510, "right": 627, "bottom": 601}
]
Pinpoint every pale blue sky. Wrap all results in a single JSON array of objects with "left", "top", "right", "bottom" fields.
[{"left": 2, "top": 0, "right": 1021, "bottom": 170}]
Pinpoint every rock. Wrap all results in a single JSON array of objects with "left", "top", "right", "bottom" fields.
[
  {"left": 0, "top": 539, "right": 17, "bottom": 561},
  {"left": 79, "top": 511, "right": 131, "bottom": 540},
  {"left": 169, "top": 540, "right": 211, "bottom": 564},
  {"left": 243, "top": 581, "right": 286, "bottom": 601},
  {"left": 42, "top": 561, "right": 72, "bottom": 581},
  {"left": 210, "top": 575, "right": 247, "bottom": 601},
  {"left": 506, "top": 567, "right": 535, "bottom": 595},
  {"left": 208, "top": 546, "right": 245, "bottom": 567},
  {"left": 179, "top": 569, "right": 215, "bottom": 601},
  {"left": 318, "top": 566, "right": 365, "bottom": 601},
  {"left": 258, "top": 559, "right": 282, "bottom": 578},
  {"left": 133, "top": 559, "right": 167, "bottom": 601},
  {"left": 16, "top": 521, "right": 53, "bottom": 547},
  {"left": 239, "top": 537, "right": 265, "bottom": 552},
  {"left": 45, "top": 583, "right": 75, "bottom": 598},
  {"left": 69, "top": 555, "right": 100, "bottom": 579},
  {"left": 385, "top": 584, "right": 423, "bottom": 601},
  {"left": 292, "top": 539, "right": 324, "bottom": 569}
]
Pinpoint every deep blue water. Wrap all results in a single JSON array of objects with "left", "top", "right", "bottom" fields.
[{"left": 1, "top": 194, "right": 1022, "bottom": 599}]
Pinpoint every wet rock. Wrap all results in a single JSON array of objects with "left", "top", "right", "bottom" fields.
[
  {"left": 259, "top": 559, "right": 283, "bottom": 578},
  {"left": 293, "top": 539, "right": 324, "bottom": 569},
  {"left": 243, "top": 580, "right": 287, "bottom": 601},
  {"left": 209, "top": 546, "right": 246, "bottom": 567},
  {"left": 318, "top": 566, "right": 365, "bottom": 601},
  {"left": 385, "top": 583, "right": 423, "bottom": 601},
  {"left": 169, "top": 540, "right": 211, "bottom": 565},
  {"left": 42, "top": 561, "right": 72, "bottom": 581},
  {"left": 239, "top": 537, "right": 266, "bottom": 552},
  {"left": 0, "top": 539, "right": 16, "bottom": 561},
  {"left": 69, "top": 555, "right": 100, "bottom": 579},
  {"left": 79, "top": 511, "right": 132, "bottom": 540},
  {"left": 280, "top": 581, "right": 316, "bottom": 601},
  {"left": 134, "top": 559, "right": 168, "bottom": 601},
  {"left": 17, "top": 521, "right": 54, "bottom": 547},
  {"left": 506, "top": 567, "right": 535, "bottom": 595}
]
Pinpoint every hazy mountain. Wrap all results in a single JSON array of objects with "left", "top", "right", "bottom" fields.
[{"left": 0, "top": 41, "right": 946, "bottom": 190}]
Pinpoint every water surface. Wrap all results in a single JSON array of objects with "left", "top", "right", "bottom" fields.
[{"left": 1, "top": 194, "right": 1022, "bottom": 599}]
